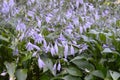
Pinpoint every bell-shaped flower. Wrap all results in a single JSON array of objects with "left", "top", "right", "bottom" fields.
[
  {"left": 50, "top": 45, "right": 56, "bottom": 56},
  {"left": 64, "top": 44, "right": 68, "bottom": 58},
  {"left": 32, "top": 51, "right": 37, "bottom": 57},
  {"left": 36, "top": 16, "right": 41, "bottom": 27},
  {"left": 70, "top": 45, "right": 74, "bottom": 55},
  {"left": 16, "top": 20, "right": 26, "bottom": 32},
  {"left": 53, "top": 63, "right": 57, "bottom": 71},
  {"left": 54, "top": 42, "right": 58, "bottom": 54},
  {"left": 34, "top": 33, "right": 43, "bottom": 44},
  {"left": 26, "top": 42, "right": 34, "bottom": 51},
  {"left": 2, "top": 0, "right": 9, "bottom": 14},
  {"left": 57, "top": 62, "right": 61, "bottom": 72},
  {"left": 9, "top": 0, "right": 15, "bottom": 8},
  {"left": 79, "top": 27, "right": 83, "bottom": 34},
  {"left": 43, "top": 39, "right": 47, "bottom": 48},
  {"left": 38, "top": 57, "right": 45, "bottom": 69},
  {"left": 45, "top": 44, "right": 50, "bottom": 53},
  {"left": 26, "top": 42, "right": 40, "bottom": 51}
]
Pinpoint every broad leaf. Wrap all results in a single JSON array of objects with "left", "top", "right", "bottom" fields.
[
  {"left": 91, "top": 70, "right": 105, "bottom": 79},
  {"left": 15, "top": 69, "right": 27, "bottom": 80},
  {"left": 66, "top": 67, "right": 82, "bottom": 77},
  {"left": 71, "top": 59, "right": 95, "bottom": 72},
  {"left": 4, "top": 62, "right": 16, "bottom": 80},
  {"left": 109, "top": 70, "right": 120, "bottom": 80},
  {"left": 63, "top": 75, "right": 82, "bottom": 80}
]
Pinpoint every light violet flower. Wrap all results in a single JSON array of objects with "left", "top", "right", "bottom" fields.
[
  {"left": 50, "top": 45, "right": 56, "bottom": 56},
  {"left": 46, "top": 14, "right": 53, "bottom": 23},
  {"left": 88, "top": 4, "right": 94, "bottom": 11},
  {"left": 2, "top": 0, "right": 9, "bottom": 14},
  {"left": 34, "top": 33, "right": 43, "bottom": 44},
  {"left": 45, "top": 44, "right": 50, "bottom": 53},
  {"left": 36, "top": 17, "right": 42, "bottom": 27},
  {"left": 54, "top": 42, "right": 58, "bottom": 54},
  {"left": 26, "top": 42, "right": 40, "bottom": 51},
  {"left": 53, "top": 63, "right": 57, "bottom": 70},
  {"left": 76, "top": 0, "right": 84, "bottom": 8},
  {"left": 65, "top": 28, "right": 72, "bottom": 34},
  {"left": 102, "top": 10, "right": 109, "bottom": 17},
  {"left": 64, "top": 44, "right": 68, "bottom": 58},
  {"left": 27, "top": 11, "right": 35, "bottom": 19},
  {"left": 70, "top": 45, "right": 74, "bottom": 55},
  {"left": 30, "top": 0, "right": 35, "bottom": 3},
  {"left": 72, "top": 17, "right": 79, "bottom": 26},
  {"left": 80, "top": 27, "right": 83, "bottom": 34},
  {"left": 32, "top": 51, "right": 37, "bottom": 57},
  {"left": 58, "top": 33, "right": 66, "bottom": 41},
  {"left": 9, "top": 0, "right": 15, "bottom": 8},
  {"left": 16, "top": 20, "right": 26, "bottom": 32},
  {"left": 95, "top": 11, "right": 100, "bottom": 20},
  {"left": 38, "top": 57, "right": 45, "bottom": 69},
  {"left": 66, "top": 10, "right": 72, "bottom": 19},
  {"left": 26, "top": 42, "right": 34, "bottom": 51},
  {"left": 57, "top": 62, "right": 61, "bottom": 71},
  {"left": 43, "top": 39, "right": 47, "bottom": 48}
]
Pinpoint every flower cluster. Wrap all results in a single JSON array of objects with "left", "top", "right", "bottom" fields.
[{"left": 0, "top": 0, "right": 119, "bottom": 71}]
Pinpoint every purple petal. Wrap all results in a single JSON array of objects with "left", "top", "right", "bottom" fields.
[
  {"left": 16, "top": 20, "right": 26, "bottom": 32},
  {"left": 70, "top": 45, "right": 74, "bottom": 55},
  {"left": 57, "top": 62, "right": 61, "bottom": 71},
  {"left": 64, "top": 44, "right": 68, "bottom": 58},
  {"left": 2, "top": 0, "right": 9, "bottom": 13},
  {"left": 38, "top": 57, "right": 45, "bottom": 69},
  {"left": 26, "top": 42, "right": 34, "bottom": 51},
  {"left": 50, "top": 45, "right": 56, "bottom": 56},
  {"left": 26, "top": 42, "right": 40, "bottom": 51},
  {"left": 54, "top": 42, "right": 58, "bottom": 54},
  {"left": 53, "top": 63, "right": 57, "bottom": 70}
]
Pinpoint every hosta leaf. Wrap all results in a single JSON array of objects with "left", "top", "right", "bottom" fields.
[
  {"left": 71, "top": 59, "right": 94, "bottom": 72},
  {"left": 66, "top": 67, "right": 82, "bottom": 77},
  {"left": 0, "top": 35, "right": 9, "bottom": 42},
  {"left": 4, "top": 62, "right": 16, "bottom": 80},
  {"left": 15, "top": 69, "right": 27, "bottom": 80},
  {"left": 91, "top": 70, "right": 105, "bottom": 79},
  {"left": 109, "top": 70, "right": 120, "bottom": 80},
  {"left": 116, "top": 20, "right": 120, "bottom": 27},
  {"left": 70, "top": 56, "right": 86, "bottom": 62},
  {"left": 99, "top": 33, "right": 106, "bottom": 43},
  {"left": 42, "top": 57, "right": 56, "bottom": 75},
  {"left": 85, "top": 74, "right": 94, "bottom": 80},
  {"left": 63, "top": 75, "right": 82, "bottom": 80}
]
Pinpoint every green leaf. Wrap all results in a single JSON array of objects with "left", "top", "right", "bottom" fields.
[
  {"left": 42, "top": 58, "right": 56, "bottom": 76},
  {"left": 0, "top": 35, "right": 9, "bottom": 42},
  {"left": 70, "top": 56, "right": 86, "bottom": 62},
  {"left": 109, "top": 70, "right": 120, "bottom": 80},
  {"left": 116, "top": 20, "right": 120, "bottom": 27},
  {"left": 84, "top": 74, "right": 94, "bottom": 80},
  {"left": 91, "top": 70, "right": 105, "bottom": 79},
  {"left": 63, "top": 75, "right": 82, "bottom": 80},
  {"left": 4, "top": 62, "right": 16, "bottom": 80},
  {"left": 71, "top": 59, "right": 95, "bottom": 72},
  {"left": 99, "top": 33, "right": 106, "bottom": 43},
  {"left": 66, "top": 67, "right": 82, "bottom": 77},
  {"left": 15, "top": 69, "right": 27, "bottom": 80}
]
